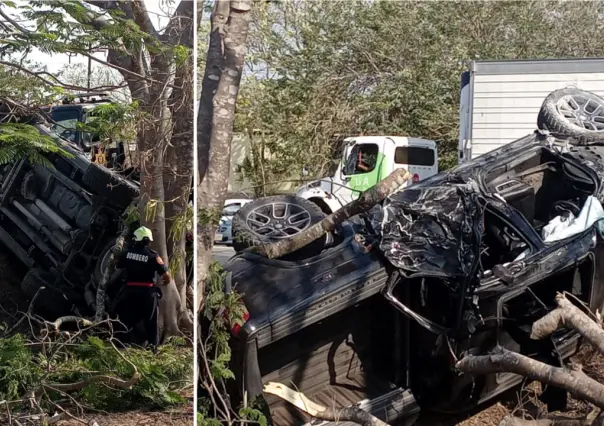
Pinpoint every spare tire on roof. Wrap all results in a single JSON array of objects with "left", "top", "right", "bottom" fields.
[
  {"left": 537, "top": 88, "right": 604, "bottom": 145},
  {"left": 231, "top": 195, "right": 327, "bottom": 259}
]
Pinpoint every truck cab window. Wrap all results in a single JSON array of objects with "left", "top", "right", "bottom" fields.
[{"left": 345, "top": 144, "right": 379, "bottom": 175}]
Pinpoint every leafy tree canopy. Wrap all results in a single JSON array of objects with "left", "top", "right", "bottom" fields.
[{"left": 235, "top": 0, "right": 604, "bottom": 195}]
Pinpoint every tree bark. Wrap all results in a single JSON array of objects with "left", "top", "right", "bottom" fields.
[
  {"left": 531, "top": 293, "right": 604, "bottom": 355},
  {"left": 251, "top": 169, "right": 411, "bottom": 259},
  {"left": 498, "top": 415, "right": 604, "bottom": 426},
  {"left": 264, "top": 382, "right": 390, "bottom": 426},
  {"left": 456, "top": 294, "right": 604, "bottom": 414},
  {"left": 163, "top": 2, "right": 196, "bottom": 333},
  {"left": 456, "top": 347, "right": 604, "bottom": 410},
  {"left": 198, "top": 0, "right": 253, "bottom": 311}
]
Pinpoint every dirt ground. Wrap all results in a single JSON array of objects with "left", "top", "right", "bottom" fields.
[
  {"left": 56, "top": 404, "right": 194, "bottom": 426},
  {"left": 416, "top": 343, "right": 604, "bottom": 425}
]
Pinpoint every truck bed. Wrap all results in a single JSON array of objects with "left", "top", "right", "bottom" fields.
[{"left": 259, "top": 298, "right": 414, "bottom": 426}]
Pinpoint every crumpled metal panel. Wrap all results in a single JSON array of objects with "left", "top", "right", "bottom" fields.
[{"left": 377, "top": 180, "right": 484, "bottom": 279}]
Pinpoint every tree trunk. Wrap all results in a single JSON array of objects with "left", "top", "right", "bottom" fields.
[
  {"left": 164, "top": 39, "right": 195, "bottom": 333},
  {"left": 251, "top": 169, "right": 411, "bottom": 259},
  {"left": 531, "top": 293, "right": 604, "bottom": 355},
  {"left": 61, "top": 0, "right": 194, "bottom": 337},
  {"left": 198, "top": 0, "right": 253, "bottom": 311}
]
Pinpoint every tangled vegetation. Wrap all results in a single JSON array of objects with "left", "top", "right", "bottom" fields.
[
  {"left": 233, "top": 0, "right": 604, "bottom": 194},
  {"left": 198, "top": 262, "right": 266, "bottom": 426}
]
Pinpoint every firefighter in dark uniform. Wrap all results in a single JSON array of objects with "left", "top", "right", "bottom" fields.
[{"left": 116, "top": 226, "right": 171, "bottom": 349}]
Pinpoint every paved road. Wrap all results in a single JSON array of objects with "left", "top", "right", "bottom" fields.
[{"left": 213, "top": 244, "right": 235, "bottom": 266}]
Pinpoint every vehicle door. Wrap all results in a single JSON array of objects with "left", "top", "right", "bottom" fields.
[
  {"left": 472, "top": 201, "right": 598, "bottom": 400},
  {"left": 339, "top": 140, "right": 385, "bottom": 202}
]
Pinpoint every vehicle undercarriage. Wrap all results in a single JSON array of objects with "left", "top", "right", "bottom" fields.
[{"left": 217, "top": 88, "right": 604, "bottom": 425}]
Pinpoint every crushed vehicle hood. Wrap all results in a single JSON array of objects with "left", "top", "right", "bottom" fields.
[
  {"left": 374, "top": 132, "right": 604, "bottom": 279},
  {"left": 378, "top": 178, "right": 484, "bottom": 279}
]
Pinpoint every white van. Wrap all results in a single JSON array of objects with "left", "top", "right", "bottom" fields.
[{"left": 297, "top": 136, "right": 438, "bottom": 213}]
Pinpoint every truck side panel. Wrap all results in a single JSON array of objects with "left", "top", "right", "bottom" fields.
[{"left": 463, "top": 59, "right": 604, "bottom": 161}]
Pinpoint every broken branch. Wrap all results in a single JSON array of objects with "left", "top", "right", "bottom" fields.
[
  {"left": 46, "top": 316, "right": 93, "bottom": 332},
  {"left": 252, "top": 169, "right": 411, "bottom": 259},
  {"left": 456, "top": 347, "right": 604, "bottom": 409},
  {"left": 264, "top": 382, "right": 390, "bottom": 426},
  {"left": 531, "top": 293, "right": 604, "bottom": 356}
]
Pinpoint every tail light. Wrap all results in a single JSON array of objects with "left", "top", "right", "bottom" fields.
[{"left": 412, "top": 173, "right": 420, "bottom": 183}]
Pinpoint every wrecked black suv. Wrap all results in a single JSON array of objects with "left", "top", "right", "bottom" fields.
[
  {"left": 222, "top": 88, "right": 604, "bottom": 425},
  {"left": 1, "top": 122, "right": 138, "bottom": 314}
]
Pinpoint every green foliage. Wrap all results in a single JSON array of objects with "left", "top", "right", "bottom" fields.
[
  {"left": 199, "top": 263, "right": 267, "bottom": 424},
  {"left": 202, "top": 263, "right": 246, "bottom": 382},
  {"left": 0, "top": 334, "right": 192, "bottom": 411},
  {"left": 175, "top": 45, "right": 192, "bottom": 68},
  {"left": 168, "top": 203, "right": 194, "bottom": 275},
  {"left": 0, "top": 123, "right": 72, "bottom": 167},
  {"left": 76, "top": 101, "right": 139, "bottom": 147},
  {"left": 236, "top": 0, "right": 604, "bottom": 190},
  {"left": 9, "top": 1, "right": 166, "bottom": 61},
  {"left": 239, "top": 406, "right": 268, "bottom": 426},
  {"left": 0, "top": 334, "right": 45, "bottom": 401},
  {"left": 124, "top": 202, "right": 141, "bottom": 227}
]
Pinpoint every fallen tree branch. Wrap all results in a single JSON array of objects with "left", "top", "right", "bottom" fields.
[
  {"left": 456, "top": 347, "right": 604, "bottom": 409},
  {"left": 42, "top": 371, "right": 139, "bottom": 393},
  {"left": 39, "top": 338, "right": 140, "bottom": 394},
  {"left": 252, "top": 169, "right": 411, "bottom": 259},
  {"left": 46, "top": 316, "right": 94, "bottom": 332},
  {"left": 264, "top": 382, "right": 389, "bottom": 426},
  {"left": 531, "top": 293, "right": 604, "bottom": 355}
]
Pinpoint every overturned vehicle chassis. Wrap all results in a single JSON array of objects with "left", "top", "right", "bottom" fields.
[
  {"left": 224, "top": 132, "right": 604, "bottom": 425},
  {"left": 0, "top": 129, "right": 138, "bottom": 315}
]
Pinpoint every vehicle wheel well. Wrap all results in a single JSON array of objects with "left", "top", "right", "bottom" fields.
[{"left": 308, "top": 197, "right": 332, "bottom": 214}]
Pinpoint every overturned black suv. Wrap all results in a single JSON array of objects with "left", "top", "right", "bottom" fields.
[
  {"left": 0, "top": 120, "right": 138, "bottom": 315},
  {"left": 221, "top": 88, "right": 604, "bottom": 425}
]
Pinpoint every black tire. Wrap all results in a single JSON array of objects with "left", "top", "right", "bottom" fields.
[
  {"left": 81, "top": 163, "right": 139, "bottom": 209},
  {"left": 93, "top": 240, "right": 119, "bottom": 286},
  {"left": 231, "top": 195, "right": 327, "bottom": 258},
  {"left": 537, "top": 88, "right": 604, "bottom": 145}
]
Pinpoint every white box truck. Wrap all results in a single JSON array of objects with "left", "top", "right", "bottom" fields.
[{"left": 458, "top": 58, "right": 604, "bottom": 163}]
